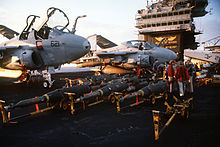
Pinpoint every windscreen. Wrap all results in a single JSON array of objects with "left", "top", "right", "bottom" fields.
[
  {"left": 122, "top": 40, "right": 145, "bottom": 48},
  {"left": 143, "top": 42, "right": 157, "bottom": 49}
]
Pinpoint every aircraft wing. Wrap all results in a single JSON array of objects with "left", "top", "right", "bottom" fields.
[
  {"left": 97, "top": 51, "right": 137, "bottom": 58},
  {"left": 0, "top": 45, "right": 36, "bottom": 51},
  {"left": 0, "top": 46, "right": 20, "bottom": 51},
  {"left": 0, "top": 25, "right": 19, "bottom": 39}
]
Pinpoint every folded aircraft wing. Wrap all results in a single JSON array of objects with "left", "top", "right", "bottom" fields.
[
  {"left": 0, "top": 25, "right": 19, "bottom": 39},
  {"left": 184, "top": 49, "right": 220, "bottom": 63},
  {"left": 96, "top": 35, "right": 117, "bottom": 49}
]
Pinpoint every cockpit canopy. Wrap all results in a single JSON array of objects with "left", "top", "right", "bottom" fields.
[
  {"left": 19, "top": 7, "right": 70, "bottom": 40},
  {"left": 143, "top": 41, "right": 157, "bottom": 49},
  {"left": 122, "top": 40, "right": 157, "bottom": 50}
]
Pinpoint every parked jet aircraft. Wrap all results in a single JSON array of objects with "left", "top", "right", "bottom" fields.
[
  {"left": 184, "top": 49, "right": 220, "bottom": 64},
  {"left": 76, "top": 39, "right": 177, "bottom": 74},
  {"left": 0, "top": 7, "right": 91, "bottom": 88}
]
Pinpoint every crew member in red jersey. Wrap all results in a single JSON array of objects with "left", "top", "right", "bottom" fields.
[{"left": 174, "top": 61, "right": 190, "bottom": 97}]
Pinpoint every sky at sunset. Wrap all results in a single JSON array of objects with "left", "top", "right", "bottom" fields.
[{"left": 0, "top": 0, "right": 219, "bottom": 49}]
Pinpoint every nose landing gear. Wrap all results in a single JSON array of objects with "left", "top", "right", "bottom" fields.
[{"left": 42, "top": 73, "right": 55, "bottom": 89}]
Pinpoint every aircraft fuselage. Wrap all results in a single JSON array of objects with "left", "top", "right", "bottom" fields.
[{"left": 0, "top": 30, "right": 90, "bottom": 70}]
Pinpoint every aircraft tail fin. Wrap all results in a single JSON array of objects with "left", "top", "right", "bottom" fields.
[{"left": 0, "top": 25, "right": 19, "bottom": 39}]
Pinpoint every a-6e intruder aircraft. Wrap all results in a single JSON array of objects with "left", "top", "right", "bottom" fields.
[
  {"left": 77, "top": 39, "right": 177, "bottom": 75},
  {"left": 0, "top": 7, "right": 91, "bottom": 88}
]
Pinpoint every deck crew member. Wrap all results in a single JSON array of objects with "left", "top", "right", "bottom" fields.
[
  {"left": 185, "top": 60, "right": 195, "bottom": 94},
  {"left": 152, "top": 59, "right": 159, "bottom": 81},
  {"left": 174, "top": 61, "right": 190, "bottom": 97},
  {"left": 167, "top": 60, "right": 175, "bottom": 93}
]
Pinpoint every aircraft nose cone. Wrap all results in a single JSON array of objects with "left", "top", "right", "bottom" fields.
[
  {"left": 83, "top": 40, "right": 91, "bottom": 53},
  {"left": 172, "top": 51, "right": 177, "bottom": 60},
  {"left": 166, "top": 48, "right": 177, "bottom": 60}
]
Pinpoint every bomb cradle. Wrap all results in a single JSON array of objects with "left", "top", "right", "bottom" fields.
[
  {"left": 0, "top": 84, "right": 94, "bottom": 125},
  {"left": 74, "top": 76, "right": 141, "bottom": 105},
  {"left": 0, "top": 75, "right": 146, "bottom": 125},
  {"left": 0, "top": 74, "right": 194, "bottom": 142},
  {"left": 116, "top": 80, "right": 168, "bottom": 112}
]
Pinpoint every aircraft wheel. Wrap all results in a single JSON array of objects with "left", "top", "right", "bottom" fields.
[
  {"left": 43, "top": 81, "right": 50, "bottom": 89},
  {"left": 111, "top": 96, "right": 116, "bottom": 104}
]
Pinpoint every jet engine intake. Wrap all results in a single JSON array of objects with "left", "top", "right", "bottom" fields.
[
  {"left": 139, "top": 55, "right": 154, "bottom": 68},
  {"left": 20, "top": 50, "right": 44, "bottom": 69}
]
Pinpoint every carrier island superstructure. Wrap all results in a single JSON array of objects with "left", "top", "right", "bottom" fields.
[{"left": 135, "top": 0, "right": 208, "bottom": 60}]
